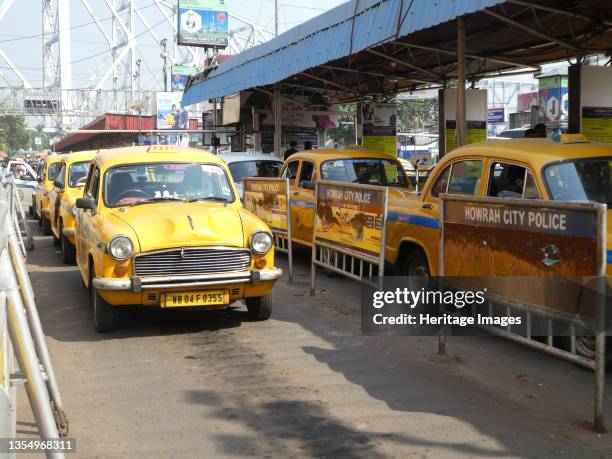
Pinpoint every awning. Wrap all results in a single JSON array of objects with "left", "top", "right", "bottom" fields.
[{"left": 183, "top": 0, "right": 612, "bottom": 105}]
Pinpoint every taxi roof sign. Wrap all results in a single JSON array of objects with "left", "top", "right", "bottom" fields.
[
  {"left": 551, "top": 133, "right": 590, "bottom": 144},
  {"left": 147, "top": 145, "right": 179, "bottom": 153}
]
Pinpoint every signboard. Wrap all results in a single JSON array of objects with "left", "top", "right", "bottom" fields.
[
  {"left": 243, "top": 178, "right": 289, "bottom": 233},
  {"left": 487, "top": 107, "right": 505, "bottom": 124},
  {"left": 314, "top": 181, "right": 387, "bottom": 260},
  {"left": 177, "top": 0, "right": 229, "bottom": 48},
  {"left": 517, "top": 91, "right": 538, "bottom": 112},
  {"left": 441, "top": 195, "right": 603, "bottom": 277},
  {"left": 537, "top": 74, "right": 568, "bottom": 127},
  {"left": 441, "top": 88, "right": 487, "bottom": 155},
  {"left": 260, "top": 96, "right": 339, "bottom": 129},
  {"left": 362, "top": 103, "right": 397, "bottom": 155},
  {"left": 578, "top": 66, "right": 612, "bottom": 143},
  {"left": 153, "top": 92, "right": 189, "bottom": 129},
  {"left": 171, "top": 65, "right": 200, "bottom": 91}
]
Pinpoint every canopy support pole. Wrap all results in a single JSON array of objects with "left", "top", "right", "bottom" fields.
[
  {"left": 273, "top": 84, "right": 282, "bottom": 157},
  {"left": 456, "top": 16, "right": 467, "bottom": 147}
]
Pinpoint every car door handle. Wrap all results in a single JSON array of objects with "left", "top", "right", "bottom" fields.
[{"left": 422, "top": 203, "right": 433, "bottom": 210}]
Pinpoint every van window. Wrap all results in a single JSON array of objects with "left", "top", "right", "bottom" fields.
[
  {"left": 282, "top": 161, "right": 299, "bottom": 185},
  {"left": 299, "top": 161, "right": 315, "bottom": 187},
  {"left": 430, "top": 166, "right": 451, "bottom": 198},
  {"left": 487, "top": 162, "right": 540, "bottom": 199},
  {"left": 447, "top": 160, "right": 483, "bottom": 195}
]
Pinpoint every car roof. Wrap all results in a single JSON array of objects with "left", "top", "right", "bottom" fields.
[
  {"left": 286, "top": 148, "right": 398, "bottom": 164},
  {"left": 62, "top": 150, "right": 98, "bottom": 165},
  {"left": 46, "top": 154, "right": 64, "bottom": 164},
  {"left": 445, "top": 139, "right": 612, "bottom": 169},
  {"left": 218, "top": 152, "right": 283, "bottom": 163},
  {"left": 94, "top": 145, "right": 227, "bottom": 169}
]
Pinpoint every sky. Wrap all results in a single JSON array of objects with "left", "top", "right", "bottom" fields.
[{"left": 0, "top": 0, "right": 348, "bottom": 90}]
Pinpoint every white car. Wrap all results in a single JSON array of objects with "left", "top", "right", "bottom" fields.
[
  {"left": 218, "top": 152, "right": 284, "bottom": 199},
  {"left": 2, "top": 160, "right": 38, "bottom": 209}
]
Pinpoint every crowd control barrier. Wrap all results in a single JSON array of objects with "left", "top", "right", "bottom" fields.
[
  {"left": 310, "top": 181, "right": 389, "bottom": 295},
  {"left": 440, "top": 193, "right": 608, "bottom": 432},
  {"left": 0, "top": 177, "right": 68, "bottom": 458},
  {"left": 243, "top": 178, "right": 293, "bottom": 281}
]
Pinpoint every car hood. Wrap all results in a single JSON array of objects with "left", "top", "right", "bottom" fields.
[{"left": 110, "top": 202, "right": 245, "bottom": 253}]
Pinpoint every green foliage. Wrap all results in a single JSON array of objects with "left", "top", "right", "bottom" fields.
[
  {"left": 0, "top": 115, "right": 30, "bottom": 152},
  {"left": 325, "top": 103, "right": 357, "bottom": 147},
  {"left": 396, "top": 98, "right": 438, "bottom": 132}
]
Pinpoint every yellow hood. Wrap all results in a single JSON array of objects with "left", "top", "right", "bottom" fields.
[{"left": 111, "top": 203, "right": 245, "bottom": 253}]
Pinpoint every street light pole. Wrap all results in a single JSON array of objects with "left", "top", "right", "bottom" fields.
[
  {"left": 160, "top": 39, "right": 169, "bottom": 92},
  {"left": 274, "top": 0, "right": 279, "bottom": 37}
]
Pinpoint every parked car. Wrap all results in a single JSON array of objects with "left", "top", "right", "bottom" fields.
[
  {"left": 2, "top": 160, "right": 38, "bottom": 211},
  {"left": 74, "top": 145, "right": 282, "bottom": 332},
  {"left": 35, "top": 154, "right": 63, "bottom": 234},
  {"left": 279, "top": 149, "right": 411, "bottom": 246},
  {"left": 47, "top": 151, "right": 97, "bottom": 264},
  {"left": 218, "top": 152, "right": 284, "bottom": 199}
]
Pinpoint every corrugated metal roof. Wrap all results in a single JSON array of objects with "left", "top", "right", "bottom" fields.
[{"left": 183, "top": 0, "right": 504, "bottom": 105}]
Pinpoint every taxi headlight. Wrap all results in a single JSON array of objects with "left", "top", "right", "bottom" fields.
[
  {"left": 250, "top": 231, "right": 273, "bottom": 254},
  {"left": 108, "top": 235, "right": 133, "bottom": 260}
]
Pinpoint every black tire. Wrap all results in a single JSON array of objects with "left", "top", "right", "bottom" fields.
[
  {"left": 37, "top": 211, "right": 42, "bottom": 227},
  {"left": 246, "top": 293, "right": 272, "bottom": 320},
  {"left": 28, "top": 205, "right": 33, "bottom": 217},
  {"left": 90, "top": 266, "right": 115, "bottom": 332},
  {"left": 42, "top": 216, "right": 52, "bottom": 235},
  {"left": 52, "top": 230, "right": 60, "bottom": 247},
  {"left": 561, "top": 336, "right": 612, "bottom": 369},
  {"left": 399, "top": 248, "right": 430, "bottom": 277},
  {"left": 60, "top": 229, "right": 76, "bottom": 264}
]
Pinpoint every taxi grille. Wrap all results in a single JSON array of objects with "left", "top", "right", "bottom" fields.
[{"left": 134, "top": 247, "right": 251, "bottom": 277}]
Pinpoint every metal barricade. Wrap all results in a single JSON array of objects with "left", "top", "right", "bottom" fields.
[
  {"left": 0, "top": 179, "right": 68, "bottom": 458},
  {"left": 310, "top": 181, "right": 389, "bottom": 295}
]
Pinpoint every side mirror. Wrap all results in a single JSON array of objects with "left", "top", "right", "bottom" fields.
[
  {"left": 301, "top": 181, "right": 315, "bottom": 190},
  {"left": 37, "top": 176, "right": 44, "bottom": 183},
  {"left": 53, "top": 180, "right": 64, "bottom": 189},
  {"left": 76, "top": 196, "right": 95, "bottom": 210}
]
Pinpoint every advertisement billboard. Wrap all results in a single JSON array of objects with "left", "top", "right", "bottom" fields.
[
  {"left": 154, "top": 92, "right": 189, "bottom": 129},
  {"left": 171, "top": 65, "right": 200, "bottom": 91},
  {"left": 517, "top": 91, "right": 538, "bottom": 112},
  {"left": 537, "top": 75, "right": 568, "bottom": 127},
  {"left": 243, "top": 178, "right": 289, "bottom": 233},
  {"left": 177, "top": 0, "right": 229, "bottom": 48},
  {"left": 361, "top": 103, "right": 397, "bottom": 155}
]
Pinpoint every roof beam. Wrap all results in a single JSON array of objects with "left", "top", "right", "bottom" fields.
[
  {"left": 365, "top": 48, "right": 441, "bottom": 80},
  {"left": 396, "top": 42, "right": 539, "bottom": 70},
  {"left": 506, "top": 0, "right": 612, "bottom": 27},
  {"left": 483, "top": 8, "right": 580, "bottom": 52},
  {"left": 299, "top": 72, "right": 358, "bottom": 94},
  {"left": 320, "top": 65, "right": 436, "bottom": 85}
]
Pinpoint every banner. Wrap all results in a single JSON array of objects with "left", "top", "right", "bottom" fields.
[
  {"left": 445, "top": 121, "right": 487, "bottom": 153},
  {"left": 537, "top": 74, "right": 568, "bottom": 127},
  {"left": 177, "top": 0, "right": 229, "bottom": 48},
  {"left": 314, "top": 181, "right": 387, "bottom": 260},
  {"left": 517, "top": 91, "right": 538, "bottom": 112},
  {"left": 243, "top": 178, "right": 289, "bottom": 233},
  {"left": 171, "top": 65, "right": 200, "bottom": 91},
  {"left": 154, "top": 92, "right": 188, "bottom": 129},
  {"left": 260, "top": 96, "right": 339, "bottom": 129},
  {"left": 362, "top": 103, "right": 397, "bottom": 155},
  {"left": 487, "top": 107, "right": 505, "bottom": 124}
]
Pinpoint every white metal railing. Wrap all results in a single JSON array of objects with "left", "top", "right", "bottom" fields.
[{"left": 0, "top": 177, "right": 68, "bottom": 458}]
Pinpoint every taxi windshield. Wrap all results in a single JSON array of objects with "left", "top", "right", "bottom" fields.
[
  {"left": 69, "top": 161, "right": 90, "bottom": 188},
  {"left": 320, "top": 158, "right": 409, "bottom": 187},
  {"left": 104, "top": 162, "right": 235, "bottom": 207},
  {"left": 228, "top": 160, "right": 282, "bottom": 182},
  {"left": 544, "top": 157, "right": 612, "bottom": 204},
  {"left": 48, "top": 163, "right": 61, "bottom": 181}
]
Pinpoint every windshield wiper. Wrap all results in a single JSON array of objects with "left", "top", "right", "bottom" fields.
[
  {"left": 128, "top": 197, "right": 183, "bottom": 207},
  {"left": 186, "top": 196, "right": 229, "bottom": 203}
]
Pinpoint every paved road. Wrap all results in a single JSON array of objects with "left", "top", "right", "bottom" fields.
[{"left": 16, "top": 225, "right": 612, "bottom": 458}]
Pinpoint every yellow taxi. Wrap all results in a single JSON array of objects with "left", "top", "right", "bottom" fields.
[
  {"left": 385, "top": 138, "right": 612, "bottom": 279},
  {"left": 74, "top": 145, "right": 282, "bottom": 332},
  {"left": 35, "top": 154, "right": 63, "bottom": 235},
  {"left": 280, "top": 149, "right": 413, "bottom": 245}
]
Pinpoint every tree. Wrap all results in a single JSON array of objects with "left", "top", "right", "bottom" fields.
[
  {"left": 325, "top": 103, "right": 357, "bottom": 147},
  {"left": 396, "top": 98, "right": 438, "bottom": 133},
  {"left": 0, "top": 115, "right": 30, "bottom": 152}
]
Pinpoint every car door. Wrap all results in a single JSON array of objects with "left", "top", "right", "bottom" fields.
[
  {"left": 49, "top": 162, "right": 66, "bottom": 236},
  {"left": 76, "top": 165, "right": 100, "bottom": 282},
  {"left": 291, "top": 161, "right": 316, "bottom": 243}
]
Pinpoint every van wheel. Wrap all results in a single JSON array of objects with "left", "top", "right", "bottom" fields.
[
  {"left": 246, "top": 293, "right": 272, "bottom": 320},
  {"left": 60, "top": 228, "right": 76, "bottom": 265},
  {"left": 90, "top": 266, "right": 115, "bottom": 332},
  {"left": 42, "top": 216, "right": 52, "bottom": 235},
  {"left": 400, "top": 248, "right": 430, "bottom": 277}
]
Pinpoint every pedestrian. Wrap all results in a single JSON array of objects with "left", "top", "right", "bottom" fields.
[
  {"left": 533, "top": 123, "right": 547, "bottom": 138},
  {"left": 283, "top": 140, "right": 298, "bottom": 161},
  {"left": 304, "top": 140, "right": 313, "bottom": 150}
]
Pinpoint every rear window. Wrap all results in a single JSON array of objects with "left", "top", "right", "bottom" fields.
[
  {"left": 544, "top": 157, "right": 612, "bottom": 204},
  {"left": 228, "top": 160, "right": 282, "bottom": 182},
  {"left": 47, "top": 163, "right": 61, "bottom": 181},
  {"left": 320, "top": 158, "right": 408, "bottom": 187}
]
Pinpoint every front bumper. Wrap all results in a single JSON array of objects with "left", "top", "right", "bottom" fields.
[{"left": 92, "top": 268, "right": 283, "bottom": 292}]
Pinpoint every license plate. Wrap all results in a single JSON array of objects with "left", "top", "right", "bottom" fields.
[{"left": 161, "top": 290, "right": 229, "bottom": 308}]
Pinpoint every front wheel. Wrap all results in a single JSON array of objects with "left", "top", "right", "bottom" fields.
[
  {"left": 42, "top": 216, "right": 52, "bottom": 235},
  {"left": 246, "top": 293, "right": 272, "bottom": 320},
  {"left": 90, "top": 267, "right": 115, "bottom": 332},
  {"left": 60, "top": 229, "right": 76, "bottom": 265}
]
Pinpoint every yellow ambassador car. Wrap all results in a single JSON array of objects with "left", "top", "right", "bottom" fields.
[
  {"left": 48, "top": 151, "right": 97, "bottom": 264},
  {"left": 74, "top": 145, "right": 282, "bottom": 332},
  {"left": 280, "top": 149, "right": 412, "bottom": 245},
  {"left": 35, "top": 154, "right": 63, "bottom": 235}
]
